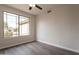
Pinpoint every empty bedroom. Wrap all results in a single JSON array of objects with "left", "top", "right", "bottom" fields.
[{"left": 0, "top": 4, "right": 79, "bottom": 55}]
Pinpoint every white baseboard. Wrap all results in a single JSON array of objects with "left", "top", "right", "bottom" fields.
[{"left": 37, "top": 40, "right": 79, "bottom": 53}]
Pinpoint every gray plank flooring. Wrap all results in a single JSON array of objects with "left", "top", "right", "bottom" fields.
[{"left": 0, "top": 41, "right": 78, "bottom": 55}]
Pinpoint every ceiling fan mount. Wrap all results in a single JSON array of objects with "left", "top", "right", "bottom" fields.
[{"left": 28, "top": 4, "right": 42, "bottom": 10}]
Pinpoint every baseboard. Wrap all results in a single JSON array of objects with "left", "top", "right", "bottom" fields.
[
  {"left": 0, "top": 40, "right": 36, "bottom": 50},
  {"left": 37, "top": 40, "right": 79, "bottom": 54}
]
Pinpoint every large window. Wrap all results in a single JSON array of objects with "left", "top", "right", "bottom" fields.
[{"left": 4, "top": 12, "right": 30, "bottom": 37}]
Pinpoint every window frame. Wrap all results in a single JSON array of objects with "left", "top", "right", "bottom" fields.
[
  {"left": 4, "top": 12, "right": 19, "bottom": 37},
  {"left": 19, "top": 16, "right": 30, "bottom": 36},
  {"left": 3, "top": 11, "right": 30, "bottom": 38}
]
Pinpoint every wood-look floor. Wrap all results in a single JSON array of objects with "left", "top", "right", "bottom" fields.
[{"left": 0, "top": 41, "right": 78, "bottom": 55}]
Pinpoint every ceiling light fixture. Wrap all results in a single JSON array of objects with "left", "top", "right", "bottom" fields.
[{"left": 28, "top": 4, "right": 42, "bottom": 10}]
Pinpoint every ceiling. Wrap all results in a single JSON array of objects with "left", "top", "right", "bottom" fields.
[{"left": 6, "top": 4, "right": 57, "bottom": 15}]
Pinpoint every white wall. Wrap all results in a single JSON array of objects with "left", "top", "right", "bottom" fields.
[
  {"left": 0, "top": 5, "right": 36, "bottom": 49},
  {"left": 36, "top": 5, "right": 79, "bottom": 53}
]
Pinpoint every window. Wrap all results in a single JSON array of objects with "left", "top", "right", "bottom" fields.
[
  {"left": 4, "top": 12, "right": 30, "bottom": 37},
  {"left": 4, "top": 12, "right": 18, "bottom": 37},
  {"left": 20, "top": 16, "right": 29, "bottom": 36}
]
